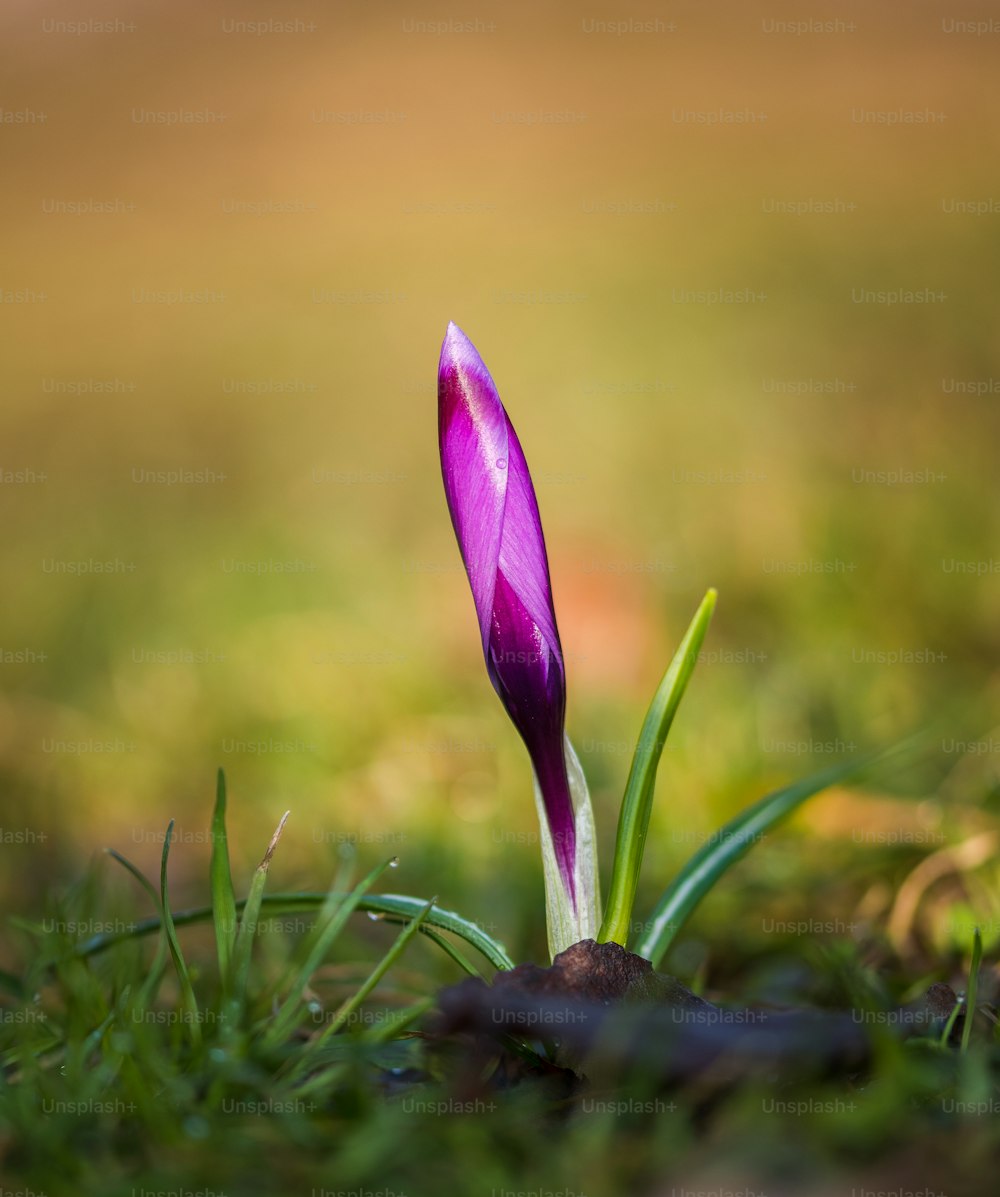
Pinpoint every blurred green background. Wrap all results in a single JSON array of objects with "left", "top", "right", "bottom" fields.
[{"left": 2, "top": 0, "right": 998, "bottom": 967}]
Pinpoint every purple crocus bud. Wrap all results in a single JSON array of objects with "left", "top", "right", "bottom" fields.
[{"left": 438, "top": 322, "right": 599, "bottom": 956}]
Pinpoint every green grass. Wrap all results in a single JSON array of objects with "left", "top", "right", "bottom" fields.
[
  {"left": 1, "top": 777, "right": 508, "bottom": 1191},
  {"left": 3, "top": 769, "right": 1000, "bottom": 1196}
]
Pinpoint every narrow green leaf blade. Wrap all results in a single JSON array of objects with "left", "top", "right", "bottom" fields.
[
  {"left": 105, "top": 847, "right": 161, "bottom": 910},
  {"left": 599, "top": 588, "right": 717, "bottom": 946},
  {"left": 158, "top": 820, "right": 201, "bottom": 1045},
  {"left": 961, "top": 926, "right": 983, "bottom": 1054},
  {"left": 73, "top": 891, "right": 515, "bottom": 974},
  {"left": 633, "top": 753, "right": 886, "bottom": 967},
  {"left": 229, "top": 811, "right": 290, "bottom": 1006},
  {"left": 262, "top": 856, "right": 394, "bottom": 1047},
  {"left": 362, "top": 996, "right": 436, "bottom": 1044},
  {"left": 354, "top": 894, "right": 515, "bottom": 972},
  {"left": 311, "top": 896, "right": 436, "bottom": 1046},
  {"left": 420, "top": 928, "right": 484, "bottom": 978},
  {"left": 105, "top": 847, "right": 170, "bottom": 1006},
  {"left": 210, "top": 767, "right": 238, "bottom": 981}
]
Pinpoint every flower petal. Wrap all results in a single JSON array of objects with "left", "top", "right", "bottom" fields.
[
  {"left": 489, "top": 567, "right": 576, "bottom": 899},
  {"left": 438, "top": 321, "right": 507, "bottom": 652},
  {"left": 496, "top": 415, "right": 561, "bottom": 669}
]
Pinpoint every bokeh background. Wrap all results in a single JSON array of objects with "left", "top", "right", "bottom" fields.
[{"left": 2, "top": 0, "right": 998, "bottom": 970}]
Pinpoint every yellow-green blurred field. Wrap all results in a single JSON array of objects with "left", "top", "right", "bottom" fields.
[{"left": 2, "top": 0, "right": 998, "bottom": 963}]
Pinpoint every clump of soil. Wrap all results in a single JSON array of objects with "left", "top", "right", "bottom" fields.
[{"left": 428, "top": 939, "right": 960, "bottom": 1091}]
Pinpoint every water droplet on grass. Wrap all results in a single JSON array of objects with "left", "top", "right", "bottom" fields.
[
  {"left": 367, "top": 911, "right": 385, "bottom": 921},
  {"left": 389, "top": 856, "right": 399, "bottom": 868}
]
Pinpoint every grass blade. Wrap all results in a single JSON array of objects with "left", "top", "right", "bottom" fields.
[
  {"left": 105, "top": 847, "right": 161, "bottom": 910},
  {"left": 420, "top": 928, "right": 485, "bottom": 978},
  {"left": 961, "top": 926, "right": 983, "bottom": 1054},
  {"left": 73, "top": 891, "right": 515, "bottom": 973},
  {"left": 229, "top": 811, "right": 290, "bottom": 1010},
  {"left": 262, "top": 856, "right": 396, "bottom": 1047},
  {"left": 210, "top": 767, "right": 238, "bottom": 983},
  {"left": 302, "top": 896, "right": 436, "bottom": 1054},
  {"left": 362, "top": 996, "right": 436, "bottom": 1044},
  {"left": 941, "top": 999, "right": 963, "bottom": 1048},
  {"left": 599, "top": 588, "right": 717, "bottom": 946},
  {"left": 105, "top": 848, "right": 171, "bottom": 1007},
  {"left": 350, "top": 894, "right": 515, "bottom": 971},
  {"left": 159, "top": 820, "right": 201, "bottom": 1045},
  {"left": 632, "top": 752, "right": 896, "bottom": 967}
]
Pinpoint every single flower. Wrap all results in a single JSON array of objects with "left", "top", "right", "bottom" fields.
[{"left": 438, "top": 321, "right": 600, "bottom": 956}]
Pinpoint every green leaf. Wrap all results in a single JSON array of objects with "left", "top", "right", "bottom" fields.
[
  {"left": 598, "top": 588, "right": 717, "bottom": 947},
  {"left": 535, "top": 734, "right": 601, "bottom": 960},
  {"left": 419, "top": 928, "right": 484, "bottom": 978},
  {"left": 940, "top": 998, "right": 963, "bottom": 1047},
  {"left": 262, "top": 856, "right": 395, "bottom": 1047},
  {"left": 228, "top": 811, "right": 290, "bottom": 1011},
  {"left": 346, "top": 893, "right": 515, "bottom": 972},
  {"left": 961, "top": 926, "right": 983, "bottom": 1054},
  {"left": 632, "top": 752, "right": 893, "bottom": 967},
  {"left": 159, "top": 820, "right": 201, "bottom": 1045},
  {"left": 210, "top": 767, "right": 238, "bottom": 983},
  {"left": 105, "top": 847, "right": 170, "bottom": 1006},
  {"left": 106, "top": 846, "right": 161, "bottom": 910},
  {"left": 72, "top": 891, "right": 515, "bottom": 974},
  {"left": 301, "top": 896, "right": 436, "bottom": 1054},
  {"left": 362, "top": 996, "right": 436, "bottom": 1044}
]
